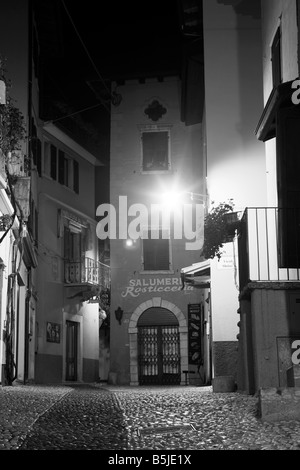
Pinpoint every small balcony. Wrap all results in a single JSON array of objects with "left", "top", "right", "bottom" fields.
[
  {"left": 238, "top": 207, "right": 300, "bottom": 291},
  {"left": 64, "top": 256, "right": 110, "bottom": 288}
]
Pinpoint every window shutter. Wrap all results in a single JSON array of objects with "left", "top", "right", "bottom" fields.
[
  {"left": 50, "top": 145, "right": 57, "bottom": 180},
  {"left": 58, "top": 150, "right": 65, "bottom": 184},
  {"left": 143, "top": 237, "right": 169, "bottom": 270},
  {"left": 37, "top": 138, "right": 42, "bottom": 176},
  {"left": 64, "top": 226, "right": 71, "bottom": 260},
  {"left": 73, "top": 160, "right": 79, "bottom": 194}
]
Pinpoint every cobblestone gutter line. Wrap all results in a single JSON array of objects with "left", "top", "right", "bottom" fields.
[
  {"left": 0, "top": 384, "right": 74, "bottom": 450},
  {"left": 110, "top": 389, "right": 134, "bottom": 449}
]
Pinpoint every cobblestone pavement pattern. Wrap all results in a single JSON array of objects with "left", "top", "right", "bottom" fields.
[{"left": 1, "top": 383, "right": 300, "bottom": 450}]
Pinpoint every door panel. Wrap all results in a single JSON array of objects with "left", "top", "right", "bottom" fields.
[{"left": 66, "top": 321, "right": 78, "bottom": 381}]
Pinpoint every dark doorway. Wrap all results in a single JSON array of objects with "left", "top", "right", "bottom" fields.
[
  {"left": 66, "top": 320, "right": 78, "bottom": 381},
  {"left": 137, "top": 308, "right": 180, "bottom": 385}
]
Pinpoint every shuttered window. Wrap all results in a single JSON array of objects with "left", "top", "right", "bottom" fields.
[
  {"left": 73, "top": 160, "right": 79, "bottom": 194},
  {"left": 50, "top": 144, "right": 57, "bottom": 180},
  {"left": 64, "top": 226, "right": 82, "bottom": 262},
  {"left": 48, "top": 144, "right": 79, "bottom": 194},
  {"left": 142, "top": 131, "right": 169, "bottom": 171},
  {"left": 143, "top": 230, "right": 170, "bottom": 271},
  {"left": 58, "top": 150, "right": 66, "bottom": 185}
]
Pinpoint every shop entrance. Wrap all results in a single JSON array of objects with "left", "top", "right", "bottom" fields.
[{"left": 137, "top": 308, "right": 180, "bottom": 385}]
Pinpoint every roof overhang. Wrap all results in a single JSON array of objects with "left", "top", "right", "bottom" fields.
[
  {"left": 180, "top": 259, "right": 210, "bottom": 289},
  {"left": 255, "top": 80, "right": 295, "bottom": 142}
]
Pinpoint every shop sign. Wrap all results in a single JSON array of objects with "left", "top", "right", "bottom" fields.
[
  {"left": 121, "top": 277, "right": 193, "bottom": 298},
  {"left": 188, "top": 303, "right": 203, "bottom": 365}
]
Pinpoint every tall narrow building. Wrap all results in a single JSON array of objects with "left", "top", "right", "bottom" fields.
[{"left": 107, "top": 76, "right": 209, "bottom": 386}]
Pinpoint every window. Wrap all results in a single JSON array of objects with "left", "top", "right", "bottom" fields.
[
  {"left": 143, "top": 229, "right": 170, "bottom": 271},
  {"left": 58, "top": 150, "right": 69, "bottom": 186},
  {"left": 28, "top": 193, "right": 38, "bottom": 246},
  {"left": 50, "top": 144, "right": 57, "bottom": 180},
  {"left": 141, "top": 130, "right": 170, "bottom": 172},
  {"left": 271, "top": 27, "right": 282, "bottom": 88},
  {"left": 44, "top": 142, "right": 79, "bottom": 193},
  {"left": 73, "top": 160, "right": 79, "bottom": 194},
  {"left": 64, "top": 226, "right": 82, "bottom": 262}
]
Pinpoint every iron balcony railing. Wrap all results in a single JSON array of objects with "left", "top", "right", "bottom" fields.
[
  {"left": 238, "top": 207, "right": 300, "bottom": 290},
  {"left": 64, "top": 256, "right": 110, "bottom": 288}
]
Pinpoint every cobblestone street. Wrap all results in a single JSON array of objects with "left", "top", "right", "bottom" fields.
[{"left": 1, "top": 383, "right": 300, "bottom": 453}]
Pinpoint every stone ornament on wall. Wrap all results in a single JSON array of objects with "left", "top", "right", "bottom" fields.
[{"left": 144, "top": 100, "right": 167, "bottom": 122}]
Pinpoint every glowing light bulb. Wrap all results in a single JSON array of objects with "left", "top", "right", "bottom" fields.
[{"left": 161, "top": 191, "right": 182, "bottom": 210}]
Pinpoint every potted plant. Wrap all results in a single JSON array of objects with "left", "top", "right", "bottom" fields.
[{"left": 201, "top": 199, "right": 241, "bottom": 260}]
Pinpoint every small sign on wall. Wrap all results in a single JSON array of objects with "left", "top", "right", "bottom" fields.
[
  {"left": 46, "top": 322, "right": 61, "bottom": 343},
  {"left": 217, "top": 256, "right": 234, "bottom": 269}
]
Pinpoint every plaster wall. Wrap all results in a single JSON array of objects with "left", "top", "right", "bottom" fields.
[{"left": 202, "top": 0, "right": 267, "bottom": 378}]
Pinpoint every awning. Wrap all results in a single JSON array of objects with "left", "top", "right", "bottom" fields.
[{"left": 180, "top": 259, "right": 210, "bottom": 289}]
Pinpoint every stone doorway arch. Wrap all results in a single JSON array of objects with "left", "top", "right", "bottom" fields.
[{"left": 128, "top": 297, "right": 188, "bottom": 385}]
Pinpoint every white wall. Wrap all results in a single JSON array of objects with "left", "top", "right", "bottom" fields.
[
  {"left": 211, "top": 242, "right": 239, "bottom": 342},
  {"left": 203, "top": 0, "right": 267, "bottom": 344}
]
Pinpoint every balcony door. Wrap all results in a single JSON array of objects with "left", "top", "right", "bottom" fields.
[
  {"left": 64, "top": 226, "right": 82, "bottom": 262},
  {"left": 64, "top": 226, "right": 83, "bottom": 283}
]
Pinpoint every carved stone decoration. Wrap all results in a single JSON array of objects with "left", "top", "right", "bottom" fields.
[{"left": 144, "top": 100, "right": 167, "bottom": 122}]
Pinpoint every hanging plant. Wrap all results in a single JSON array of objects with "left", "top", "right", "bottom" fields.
[
  {"left": 0, "top": 57, "right": 26, "bottom": 159},
  {"left": 201, "top": 199, "right": 241, "bottom": 260}
]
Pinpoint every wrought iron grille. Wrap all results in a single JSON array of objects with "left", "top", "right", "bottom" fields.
[
  {"left": 64, "top": 257, "right": 110, "bottom": 287},
  {"left": 138, "top": 326, "right": 180, "bottom": 385}
]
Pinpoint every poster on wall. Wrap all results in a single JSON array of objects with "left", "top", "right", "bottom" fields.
[
  {"left": 46, "top": 322, "right": 61, "bottom": 343},
  {"left": 188, "top": 303, "right": 203, "bottom": 365}
]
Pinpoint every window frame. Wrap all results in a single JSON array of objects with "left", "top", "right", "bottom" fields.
[
  {"left": 43, "top": 139, "right": 79, "bottom": 194},
  {"left": 141, "top": 227, "right": 173, "bottom": 273},
  {"left": 139, "top": 125, "right": 171, "bottom": 174}
]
